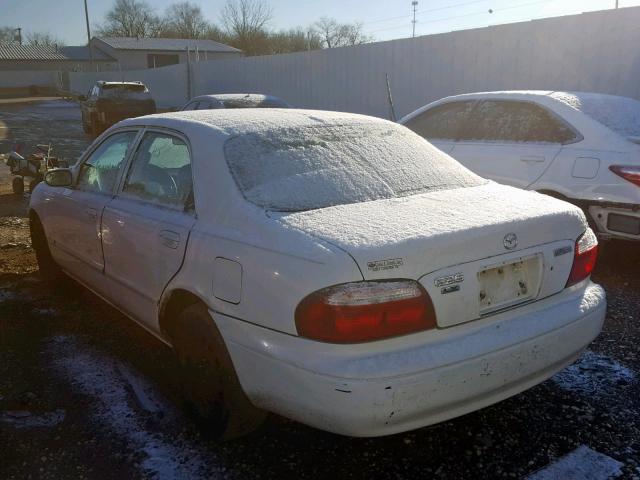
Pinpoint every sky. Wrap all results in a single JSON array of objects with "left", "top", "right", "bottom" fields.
[{"left": 3, "top": 0, "right": 640, "bottom": 45}]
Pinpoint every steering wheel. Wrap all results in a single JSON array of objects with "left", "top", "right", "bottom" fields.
[{"left": 142, "top": 164, "right": 178, "bottom": 200}]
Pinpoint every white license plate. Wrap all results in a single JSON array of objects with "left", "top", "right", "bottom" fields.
[{"left": 478, "top": 255, "right": 542, "bottom": 314}]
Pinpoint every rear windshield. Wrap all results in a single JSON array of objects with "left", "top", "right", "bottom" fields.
[
  {"left": 221, "top": 97, "right": 289, "bottom": 109},
  {"left": 224, "top": 122, "right": 486, "bottom": 212},
  {"left": 552, "top": 92, "right": 640, "bottom": 138},
  {"left": 101, "top": 84, "right": 150, "bottom": 98}
]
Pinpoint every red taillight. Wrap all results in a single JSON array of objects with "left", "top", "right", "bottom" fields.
[
  {"left": 610, "top": 165, "right": 640, "bottom": 187},
  {"left": 566, "top": 228, "right": 598, "bottom": 287},
  {"left": 295, "top": 280, "right": 437, "bottom": 343}
]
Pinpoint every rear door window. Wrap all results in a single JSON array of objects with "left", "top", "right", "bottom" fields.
[
  {"left": 463, "top": 100, "right": 578, "bottom": 144},
  {"left": 404, "top": 101, "right": 477, "bottom": 140},
  {"left": 121, "top": 132, "right": 193, "bottom": 210}
]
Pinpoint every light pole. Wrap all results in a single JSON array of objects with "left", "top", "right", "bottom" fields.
[
  {"left": 83, "top": 0, "right": 94, "bottom": 69},
  {"left": 412, "top": 1, "right": 418, "bottom": 38}
]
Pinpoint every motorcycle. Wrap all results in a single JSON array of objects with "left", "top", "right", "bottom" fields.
[{"left": 5, "top": 143, "right": 68, "bottom": 194}]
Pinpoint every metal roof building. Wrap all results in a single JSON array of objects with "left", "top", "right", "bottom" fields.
[
  {"left": 0, "top": 44, "right": 115, "bottom": 71},
  {"left": 90, "top": 37, "right": 242, "bottom": 70}
]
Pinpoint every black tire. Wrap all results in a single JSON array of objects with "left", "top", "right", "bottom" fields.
[
  {"left": 171, "top": 302, "right": 267, "bottom": 440},
  {"left": 30, "top": 214, "right": 63, "bottom": 282},
  {"left": 12, "top": 177, "right": 24, "bottom": 195}
]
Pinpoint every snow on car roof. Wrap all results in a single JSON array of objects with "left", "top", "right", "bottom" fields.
[
  {"left": 123, "top": 108, "right": 397, "bottom": 136},
  {"left": 194, "top": 93, "right": 290, "bottom": 108},
  {"left": 198, "top": 94, "right": 278, "bottom": 100}
]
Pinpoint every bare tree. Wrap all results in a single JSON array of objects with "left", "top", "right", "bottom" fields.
[
  {"left": 314, "top": 17, "right": 372, "bottom": 48},
  {"left": 0, "top": 27, "right": 19, "bottom": 43},
  {"left": 221, "top": 0, "right": 272, "bottom": 55},
  {"left": 267, "top": 28, "right": 322, "bottom": 54},
  {"left": 25, "top": 31, "right": 64, "bottom": 47},
  {"left": 163, "top": 1, "right": 210, "bottom": 39},
  {"left": 204, "top": 24, "right": 230, "bottom": 44},
  {"left": 97, "top": 0, "right": 163, "bottom": 38}
]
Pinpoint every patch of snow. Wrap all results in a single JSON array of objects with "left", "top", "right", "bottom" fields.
[
  {"left": 116, "top": 363, "right": 165, "bottom": 415},
  {"left": 551, "top": 91, "right": 640, "bottom": 138},
  {"left": 526, "top": 445, "right": 623, "bottom": 480},
  {"left": 48, "top": 335, "right": 218, "bottom": 480},
  {"left": 0, "top": 409, "right": 65, "bottom": 429},
  {"left": 552, "top": 350, "right": 634, "bottom": 397},
  {"left": 34, "top": 100, "right": 78, "bottom": 109},
  {"left": 224, "top": 121, "right": 484, "bottom": 212}
]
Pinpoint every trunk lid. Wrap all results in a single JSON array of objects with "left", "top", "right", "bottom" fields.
[{"left": 276, "top": 184, "right": 587, "bottom": 327}]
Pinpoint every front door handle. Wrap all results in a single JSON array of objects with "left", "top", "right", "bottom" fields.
[
  {"left": 84, "top": 208, "right": 97, "bottom": 219},
  {"left": 520, "top": 155, "right": 546, "bottom": 163},
  {"left": 159, "top": 230, "right": 180, "bottom": 249}
]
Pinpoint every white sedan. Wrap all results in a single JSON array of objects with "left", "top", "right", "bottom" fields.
[
  {"left": 400, "top": 91, "right": 640, "bottom": 242},
  {"left": 30, "top": 109, "right": 606, "bottom": 439}
]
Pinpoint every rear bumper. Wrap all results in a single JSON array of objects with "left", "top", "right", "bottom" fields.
[{"left": 214, "top": 282, "right": 606, "bottom": 437}]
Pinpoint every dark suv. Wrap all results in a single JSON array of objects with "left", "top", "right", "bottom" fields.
[{"left": 79, "top": 81, "right": 156, "bottom": 136}]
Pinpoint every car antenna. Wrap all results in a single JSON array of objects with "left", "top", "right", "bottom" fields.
[{"left": 386, "top": 73, "right": 397, "bottom": 122}]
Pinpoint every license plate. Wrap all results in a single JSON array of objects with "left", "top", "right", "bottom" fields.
[{"left": 478, "top": 255, "right": 542, "bottom": 314}]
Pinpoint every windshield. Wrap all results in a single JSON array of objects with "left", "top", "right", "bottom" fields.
[
  {"left": 224, "top": 122, "right": 486, "bottom": 212},
  {"left": 101, "top": 84, "right": 150, "bottom": 98},
  {"left": 552, "top": 92, "right": 640, "bottom": 138}
]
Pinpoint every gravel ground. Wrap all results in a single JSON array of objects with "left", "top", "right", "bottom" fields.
[{"left": 0, "top": 100, "right": 638, "bottom": 479}]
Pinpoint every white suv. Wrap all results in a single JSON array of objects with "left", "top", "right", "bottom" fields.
[{"left": 401, "top": 91, "right": 640, "bottom": 241}]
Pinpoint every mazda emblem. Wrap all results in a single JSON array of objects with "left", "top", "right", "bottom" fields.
[{"left": 503, "top": 233, "right": 518, "bottom": 250}]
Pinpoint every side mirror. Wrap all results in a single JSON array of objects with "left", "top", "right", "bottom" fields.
[
  {"left": 78, "top": 95, "right": 87, "bottom": 102},
  {"left": 44, "top": 168, "right": 73, "bottom": 187}
]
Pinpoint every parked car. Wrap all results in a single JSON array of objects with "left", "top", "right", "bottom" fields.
[
  {"left": 79, "top": 81, "right": 156, "bottom": 136},
  {"left": 30, "top": 109, "right": 605, "bottom": 439},
  {"left": 181, "top": 93, "right": 291, "bottom": 111},
  {"left": 400, "top": 91, "right": 640, "bottom": 242}
]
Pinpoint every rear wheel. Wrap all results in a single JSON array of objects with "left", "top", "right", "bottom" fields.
[
  {"left": 171, "top": 302, "right": 267, "bottom": 440},
  {"left": 30, "top": 214, "right": 63, "bottom": 282},
  {"left": 12, "top": 177, "right": 24, "bottom": 195}
]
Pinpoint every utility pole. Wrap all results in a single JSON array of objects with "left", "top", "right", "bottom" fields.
[
  {"left": 83, "top": 0, "right": 94, "bottom": 69},
  {"left": 412, "top": 1, "right": 418, "bottom": 38},
  {"left": 14, "top": 28, "right": 22, "bottom": 45}
]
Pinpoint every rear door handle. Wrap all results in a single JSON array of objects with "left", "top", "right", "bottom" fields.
[
  {"left": 520, "top": 155, "right": 546, "bottom": 163},
  {"left": 84, "top": 208, "right": 97, "bottom": 219},
  {"left": 159, "top": 230, "right": 180, "bottom": 249}
]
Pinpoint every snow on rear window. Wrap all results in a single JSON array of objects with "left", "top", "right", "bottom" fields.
[
  {"left": 224, "top": 122, "right": 485, "bottom": 212},
  {"left": 551, "top": 92, "right": 640, "bottom": 138}
]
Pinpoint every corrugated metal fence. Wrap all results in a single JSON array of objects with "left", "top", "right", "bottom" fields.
[{"left": 70, "top": 7, "right": 640, "bottom": 115}]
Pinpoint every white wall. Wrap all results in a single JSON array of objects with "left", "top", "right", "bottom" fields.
[
  {"left": 0, "top": 70, "right": 63, "bottom": 88},
  {"left": 68, "top": 63, "right": 189, "bottom": 108},
  {"left": 192, "top": 7, "right": 640, "bottom": 118},
  {"left": 69, "top": 7, "right": 640, "bottom": 114}
]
